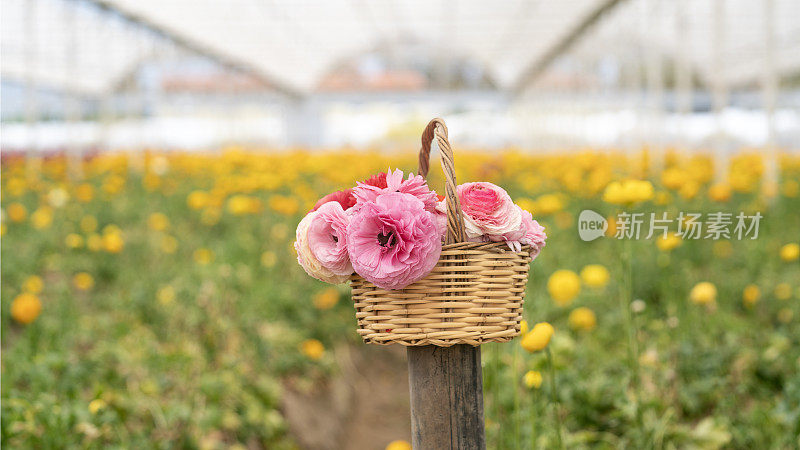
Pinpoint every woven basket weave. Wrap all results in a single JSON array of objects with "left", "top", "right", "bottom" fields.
[{"left": 351, "top": 118, "right": 532, "bottom": 347}]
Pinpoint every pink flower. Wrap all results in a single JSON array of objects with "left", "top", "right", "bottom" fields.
[
  {"left": 518, "top": 208, "right": 547, "bottom": 259},
  {"left": 457, "top": 182, "right": 522, "bottom": 244},
  {"left": 311, "top": 189, "right": 356, "bottom": 212},
  {"left": 353, "top": 169, "right": 438, "bottom": 212},
  {"left": 307, "top": 201, "right": 353, "bottom": 275},
  {"left": 295, "top": 207, "right": 351, "bottom": 284},
  {"left": 347, "top": 192, "right": 441, "bottom": 290},
  {"left": 434, "top": 198, "right": 448, "bottom": 240}
]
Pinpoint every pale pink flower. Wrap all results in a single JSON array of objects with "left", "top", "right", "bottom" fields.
[
  {"left": 307, "top": 201, "right": 353, "bottom": 276},
  {"left": 517, "top": 208, "right": 547, "bottom": 259},
  {"left": 347, "top": 192, "right": 441, "bottom": 290},
  {"left": 295, "top": 208, "right": 351, "bottom": 284},
  {"left": 434, "top": 197, "right": 448, "bottom": 240},
  {"left": 353, "top": 169, "right": 438, "bottom": 212},
  {"left": 457, "top": 182, "right": 522, "bottom": 244}
]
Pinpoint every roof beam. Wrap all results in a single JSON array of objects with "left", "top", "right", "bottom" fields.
[
  {"left": 78, "top": 0, "right": 302, "bottom": 98},
  {"left": 512, "top": 0, "right": 626, "bottom": 95}
]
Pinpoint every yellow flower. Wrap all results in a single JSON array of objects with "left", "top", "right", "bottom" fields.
[
  {"left": 523, "top": 370, "right": 543, "bottom": 389},
  {"left": 160, "top": 235, "right": 178, "bottom": 254},
  {"left": 678, "top": 181, "right": 699, "bottom": 200},
  {"left": 547, "top": 270, "right": 581, "bottom": 306},
  {"left": 300, "top": 339, "right": 325, "bottom": 360},
  {"left": 11, "top": 293, "right": 42, "bottom": 324},
  {"left": 88, "top": 399, "right": 106, "bottom": 415},
  {"left": 690, "top": 282, "right": 717, "bottom": 305},
  {"left": 774, "top": 283, "right": 792, "bottom": 300},
  {"left": 87, "top": 234, "right": 103, "bottom": 252},
  {"left": 534, "top": 194, "right": 564, "bottom": 215},
  {"left": 708, "top": 183, "right": 732, "bottom": 202},
  {"left": 313, "top": 288, "right": 339, "bottom": 310},
  {"left": 73, "top": 272, "right": 95, "bottom": 291},
  {"left": 605, "top": 216, "right": 617, "bottom": 238},
  {"left": 102, "top": 232, "right": 125, "bottom": 253},
  {"left": 261, "top": 251, "right": 277, "bottom": 267},
  {"left": 75, "top": 183, "right": 94, "bottom": 203},
  {"left": 157, "top": 285, "right": 176, "bottom": 305},
  {"left": 385, "top": 440, "right": 412, "bottom": 450},
  {"left": 194, "top": 248, "right": 215, "bottom": 265},
  {"left": 656, "top": 232, "right": 682, "bottom": 252},
  {"left": 602, "top": 179, "right": 654, "bottom": 204},
  {"left": 742, "top": 284, "right": 760, "bottom": 308},
  {"left": 80, "top": 215, "right": 98, "bottom": 233},
  {"left": 47, "top": 187, "right": 69, "bottom": 207},
  {"left": 31, "top": 207, "right": 53, "bottom": 229},
  {"left": 103, "top": 224, "right": 122, "bottom": 235},
  {"left": 520, "top": 322, "right": 554, "bottom": 353},
  {"left": 520, "top": 319, "right": 529, "bottom": 335},
  {"left": 779, "top": 243, "right": 799, "bottom": 262},
  {"left": 65, "top": 233, "right": 84, "bottom": 249},
  {"left": 23, "top": 275, "right": 44, "bottom": 294},
  {"left": 147, "top": 213, "right": 170, "bottom": 231},
  {"left": 661, "top": 167, "right": 687, "bottom": 190},
  {"left": 516, "top": 198, "right": 536, "bottom": 214},
  {"left": 580, "top": 264, "right": 609, "bottom": 288},
  {"left": 187, "top": 190, "right": 209, "bottom": 210},
  {"left": 7, "top": 203, "right": 27, "bottom": 222},
  {"left": 568, "top": 307, "right": 597, "bottom": 331},
  {"left": 227, "top": 195, "right": 261, "bottom": 215},
  {"left": 268, "top": 195, "right": 300, "bottom": 216}
]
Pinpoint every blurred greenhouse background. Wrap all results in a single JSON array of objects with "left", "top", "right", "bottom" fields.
[
  {"left": 2, "top": 0, "right": 799, "bottom": 153},
  {"left": 2, "top": 1, "right": 800, "bottom": 449}
]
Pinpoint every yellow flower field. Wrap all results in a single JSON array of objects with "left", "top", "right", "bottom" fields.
[{"left": 2, "top": 148, "right": 799, "bottom": 448}]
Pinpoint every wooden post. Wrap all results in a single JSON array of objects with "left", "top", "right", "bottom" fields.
[{"left": 407, "top": 345, "right": 486, "bottom": 450}]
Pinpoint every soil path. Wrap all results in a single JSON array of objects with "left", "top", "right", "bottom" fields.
[{"left": 282, "top": 345, "right": 411, "bottom": 450}]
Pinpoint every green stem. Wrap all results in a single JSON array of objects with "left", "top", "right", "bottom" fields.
[
  {"left": 622, "top": 233, "right": 644, "bottom": 444},
  {"left": 531, "top": 388, "right": 539, "bottom": 450},
  {"left": 546, "top": 347, "right": 564, "bottom": 450}
]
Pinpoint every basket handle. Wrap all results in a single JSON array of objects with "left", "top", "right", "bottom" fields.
[{"left": 417, "top": 118, "right": 466, "bottom": 244}]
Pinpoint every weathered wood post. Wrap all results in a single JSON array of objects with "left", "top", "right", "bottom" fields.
[
  {"left": 407, "top": 346, "right": 485, "bottom": 449},
  {"left": 407, "top": 119, "right": 486, "bottom": 449}
]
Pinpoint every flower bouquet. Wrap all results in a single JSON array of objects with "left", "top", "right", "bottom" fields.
[{"left": 295, "top": 118, "right": 546, "bottom": 346}]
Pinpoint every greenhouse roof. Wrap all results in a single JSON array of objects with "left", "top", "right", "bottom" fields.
[{"left": 2, "top": 0, "right": 799, "bottom": 96}]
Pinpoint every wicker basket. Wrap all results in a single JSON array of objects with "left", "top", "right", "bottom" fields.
[{"left": 350, "top": 118, "right": 532, "bottom": 347}]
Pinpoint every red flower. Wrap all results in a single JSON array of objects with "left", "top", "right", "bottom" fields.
[
  {"left": 311, "top": 189, "right": 356, "bottom": 212},
  {"left": 361, "top": 172, "right": 388, "bottom": 189}
]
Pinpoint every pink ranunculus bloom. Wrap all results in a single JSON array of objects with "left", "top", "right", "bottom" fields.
[
  {"left": 347, "top": 192, "right": 442, "bottom": 290},
  {"left": 457, "top": 182, "right": 522, "bottom": 244},
  {"left": 311, "top": 188, "right": 356, "bottom": 212},
  {"left": 510, "top": 207, "right": 547, "bottom": 258},
  {"left": 295, "top": 209, "right": 351, "bottom": 284},
  {"left": 307, "top": 201, "right": 353, "bottom": 276},
  {"left": 352, "top": 169, "right": 438, "bottom": 212}
]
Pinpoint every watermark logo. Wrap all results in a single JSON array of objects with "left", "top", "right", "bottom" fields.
[
  {"left": 578, "top": 209, "right": 762, "bottom": 241},
  {"left": 578, "top": 209, "right": 608, "bottom": 241}
]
